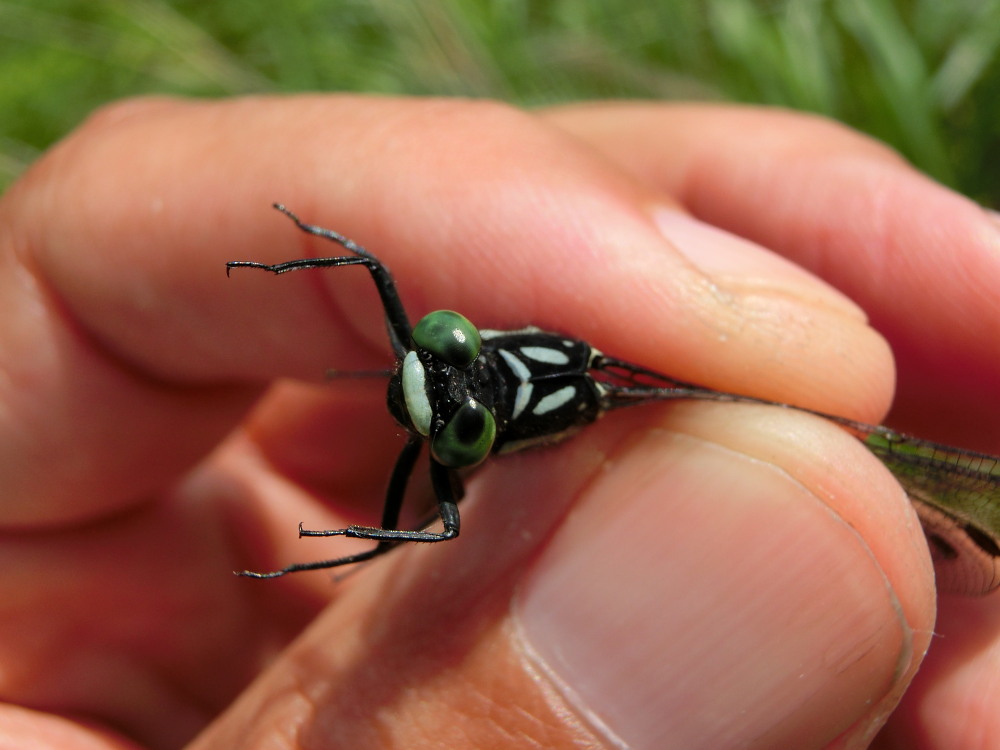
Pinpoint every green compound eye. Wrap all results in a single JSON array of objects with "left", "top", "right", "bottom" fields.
[
  {"left": 412, "top": 310, "right": 481, "bottom": 368},
  {"left": 431, "top": 398, "right": 496, "bottom": 468}
]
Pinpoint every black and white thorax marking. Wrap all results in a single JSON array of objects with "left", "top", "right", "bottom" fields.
[
  {"left": 387, "top": 325, "right": 608, "bottom": 459},
  {"left": 479, "top": 327, "right": 604, "bottom": 453}
]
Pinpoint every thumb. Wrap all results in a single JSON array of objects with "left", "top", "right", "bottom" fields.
[
  {"left": 517, "top": 404, "right": 934, "bottom": 748},
  {"left": 190, "top": 403, "right": 934, "bottom": 749}
]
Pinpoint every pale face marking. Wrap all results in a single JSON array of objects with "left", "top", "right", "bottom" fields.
[{"left": 401, "top": 350, "right": 432, "bottom": 435}]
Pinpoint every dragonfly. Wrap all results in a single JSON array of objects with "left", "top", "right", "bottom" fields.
[{"left": 228, "top": 204, "right": 1000, "bottom": 595}]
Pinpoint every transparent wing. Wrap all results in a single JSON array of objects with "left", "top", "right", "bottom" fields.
[{"left": 860, "top": 427, "right": 1000, "bottom": 595}]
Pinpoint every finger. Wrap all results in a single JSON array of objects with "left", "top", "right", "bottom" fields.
[
  {"left": 191, "top": 404, "right": 935, "bottom": 748},
  {"left": 542, "top": 102, "right": 1000, "bottom": 449},
  {"left": 1, "top": 95, "right": 893, "bottom": 527},
  {"left": 0, "top": 704, "right": 138, "bottom": 750},
  {"left": 880, "top": 594, "right": 1000, "bottom": 747}
]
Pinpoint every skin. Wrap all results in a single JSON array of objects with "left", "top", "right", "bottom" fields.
[{"left": 0, "top": 96, "right": 998, "bottom": 749}]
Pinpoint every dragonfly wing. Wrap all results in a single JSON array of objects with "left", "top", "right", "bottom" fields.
[
  {"left": 907, "top": 490, "right": 1000, "bottom": 595},
  {"left": 860, "top": 427, "right": 1000, "bottom": 596}
]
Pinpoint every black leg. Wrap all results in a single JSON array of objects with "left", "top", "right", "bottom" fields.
[
  {"left": 228, "top": 206, "right": 468, "bottom": 580},
  {"left": 234, "top": 544, "right": 391, "bottom": 578},
  {"left": 226, "top": 204, "right": 412, "bottom": 356},
  {"left": 301, "top": 455, "right": 461, "bottom": 544},
  {"left": 235, "top": 437, "right": 426, "bottom": 579}
]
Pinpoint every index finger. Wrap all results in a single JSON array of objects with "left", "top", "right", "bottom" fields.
[{"left": 542, "top": 102, "right": 1000, "bottom": 450}]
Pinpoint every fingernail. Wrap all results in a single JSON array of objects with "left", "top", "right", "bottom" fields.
[
  {"left": 653, "top": 209, "right": 864, "bottom": 318},
  {"left": 515, "top": 431, "right": 909, "bottom": 749}
]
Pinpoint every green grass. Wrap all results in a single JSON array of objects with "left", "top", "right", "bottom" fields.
[{"left": 3, "top": 0, "right": 1000, "bottom": 203}]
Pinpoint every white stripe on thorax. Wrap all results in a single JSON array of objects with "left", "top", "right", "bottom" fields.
[
  {"left": 498, "top": 349, "right": 532, "bottom": 420},
  {"left": 533, "top": 385, "right": 576, "bottom": 416},
  {"left": 520, "top": 346, "right": 570, "bottom": 365}
]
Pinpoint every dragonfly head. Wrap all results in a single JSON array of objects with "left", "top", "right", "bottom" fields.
[{"left": 389, "top": 310, "right": 497, "bottom": 468}]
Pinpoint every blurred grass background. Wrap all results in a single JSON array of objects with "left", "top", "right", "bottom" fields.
[{"left": 2, "top": 0, "right": 999, "bottom": 203}]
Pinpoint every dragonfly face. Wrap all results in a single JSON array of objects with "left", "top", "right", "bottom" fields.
[
  {"left": 388, "top": 310, "right": 496, "bottom": 468},
  {"left": 228, "top": 204, "right": 1000, "bottom": 594}
]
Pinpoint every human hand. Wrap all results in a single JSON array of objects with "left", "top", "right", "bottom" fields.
[{"left": 1, "top": 96, "right": 996, "bottom": 749}]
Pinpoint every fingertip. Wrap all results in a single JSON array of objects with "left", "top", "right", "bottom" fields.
[{"left": 542, "top": 101, "right": 1000, "bottom": 445}]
